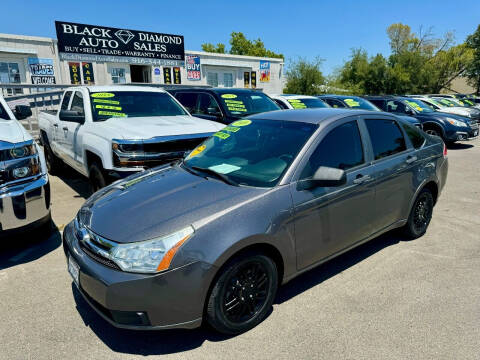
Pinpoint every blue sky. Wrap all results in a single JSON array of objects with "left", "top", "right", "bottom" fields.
[{"left": 2, "top": 0, "right": 480, "bottom": 74}]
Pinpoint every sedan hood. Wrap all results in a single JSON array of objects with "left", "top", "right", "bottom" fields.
[
  {"left": 94, "top": 115, "right": 224, "bottom": 140},
  {"left": 80, "top": 165, "right": 267, "bottom": 243},
  {"left": 0, "top": 119, "right": 29, "bottom": 143}
]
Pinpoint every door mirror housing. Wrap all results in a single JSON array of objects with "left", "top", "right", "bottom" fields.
[
  {"left": 298, "top": 166, "right": 346, "bottom": 190},
  {"left": 14, "top": 105, "right": 32, "bottom": 120},
  {"left": 59, "top": 109, "right": 85, "bottom": 124},
  {"left": 404, "top": 106, "right": 414, "bottom": 115}
]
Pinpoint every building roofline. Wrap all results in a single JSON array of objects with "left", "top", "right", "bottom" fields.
[
  {"left": 0, "top": 33, "right": 56, "bottom": 43},
  {"left": 185, "top": 50, "right": 284, "bottom": 63}
]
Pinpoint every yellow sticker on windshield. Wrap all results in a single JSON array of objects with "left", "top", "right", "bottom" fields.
[
  {"left": 221, "top": 94, "right": 238, "bottom": 99},
  {"left": 344, "top": 98, "right": 360, "bottom": 107},
  {"left": 91, "top": 92, "right": 115, "bottom": 98},
  {"left": 188, "top": 144, "right": 206, "bottom": 158},
  {"left": 231, "top": 120, "right": 251, "bottom": 126},
  {"left": 93, "top": 99, "right": 120, "bottom": 105},
  {"left": 288, "top": 99, "right": 301, "bottom": 103},
  {"left": 223, "top": 126, "right": 241, "bottom": 132},
  {"left": 213, "top": 132, "right": 230, "bottom": 139},
  {"left": 95, "top": 105, "right": 122, "bottom": 111},
  {"left": 98, "top": 111, "right": 126, "bottom": 117}
]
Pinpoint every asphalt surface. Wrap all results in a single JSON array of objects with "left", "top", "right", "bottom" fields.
[{"left": 1, "top": 139, "right": 479, "bottom": 360}]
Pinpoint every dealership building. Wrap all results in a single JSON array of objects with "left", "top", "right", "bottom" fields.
[{"left": 0, "top": 23, "right": 285, "bottom": 97}]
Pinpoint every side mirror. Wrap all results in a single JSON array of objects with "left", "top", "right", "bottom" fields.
[
  {"left": 59, "top": 109, "right": 85, "bottom": 124},
  {"left": 14, "top": 105, "right": 32, "bottom": 120},
  {"left": 207, "top": 107, "right": 221, "bottom": 117},
  {"left": 404, "top": 107, "right": 414, "bottom": 115},
  {"left": 298, "top": 166, "right": 346, "bottom": 190}
]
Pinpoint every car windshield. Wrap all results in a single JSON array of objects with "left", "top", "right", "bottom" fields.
[
  {"left": 183, "top": 119, "right": 317, "bottom": 187},
  {"left": 217, "top": 91, "right": 280, "bottom": 117},
  {"left": 341, "top": 97, "right": 380, "bottom": 111},
  {"left": 434, "top": 98, "right": 457, "bottom": 107},
  {"left": 0, "top": 102, "right": 10, "bottom": 120},
  {"left": 424, "top": 98, "right": 444, "bottom": 108},
  {"left": 89, "top": 91, "right": 187, "bottom": 121},
  {"left": 285, "top": 98, "right": 329, "bottom": 109},
  {"left": 404, "top": 98, "right": 435, "bottom": 113}
]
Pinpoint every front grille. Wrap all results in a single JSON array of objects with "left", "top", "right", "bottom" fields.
[
  {"left": 143, "top": 137, "right": 206, "bottom": 154},
  {"left": 79, "top": 241, "right": 122, "bottom": 271}
]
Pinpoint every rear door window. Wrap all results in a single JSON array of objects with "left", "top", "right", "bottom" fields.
[
  {"left": 368, "top": 99, "right": 386, "bottom": 110},
  {"left": 324, "top": 98, "right": 346, "bottom": 108},
  {"left": 386, "top": 100, "right": 408, "bottom": 114},
  {"left": 365, "top": 119, "right": 407, "bottom": 160},
  {"left": 61, "top": 91, "right": 73, "bottom": 110},
  {"left": 197, "top": 93, "right": 222, "bottom": 115},
  {"left": 70, "top": 92, "right": 85, "bottom": 115},
  {"left": 400, "top": 122, "right": 425, "bottom": 149},
  {"left": 300, "top": 121, "right": 364, "bottom": 179}
]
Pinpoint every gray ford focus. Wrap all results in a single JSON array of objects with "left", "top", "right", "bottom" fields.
[{"left": 63, "top": 108, "right": 448, "bottom": 334}]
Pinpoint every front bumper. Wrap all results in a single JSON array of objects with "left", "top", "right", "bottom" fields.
[
  {"left": 0, "top": 174, "right": 50, "bottom": 232},
  {"left": 445, "top": 126, "right": 479, "bottom": 141},
  {"left": 62, "top": 222, "right": 217, "bottom": 330}
]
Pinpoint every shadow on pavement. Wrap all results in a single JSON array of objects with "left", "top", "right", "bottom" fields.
[
  {"left": 0, "top": 221, "right": 62, "bottom": 271},
  {"left": 71, "top": 229, "right": 403, "bottom": 355},
  {"left": 54, "top": 166, "right": 91, "bottom": 200},
  {"left": 447, "top": 142, "right": 474, "bottom": 150}
]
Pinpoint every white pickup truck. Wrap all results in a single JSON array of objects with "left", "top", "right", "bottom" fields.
[
  {"left": 38, "top": 86, "right": 224, "bottom": 192},
  {"left": 1, "top": 95, "right": 51, "bottom": 236}
]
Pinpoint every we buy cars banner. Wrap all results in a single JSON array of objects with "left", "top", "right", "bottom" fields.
[{"left": 186, "top": 55, "right": 201, "bottom": 80}]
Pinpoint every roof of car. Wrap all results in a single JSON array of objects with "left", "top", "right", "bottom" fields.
[
  {"left": 248, "top": 108, "right": 393, "bottom": 124},
  {"left": 83, "top": 85, "right": 167, "bottom": 93},
  {"left": 318, "top": 95, "right": 363, "bottom": 100},
  {"left": 271, "top": 94, "right": 319, "bottom": 100}
]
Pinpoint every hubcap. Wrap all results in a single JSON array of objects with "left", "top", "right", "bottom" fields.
[
  {"left": 222, "top": 261, "right": 270, "bottom": 324},
  {"left": 425, "top": 129, "right": 438, "bottom": 136},
  {"left": 413, "top": 195, "right": 432, "bottom": 232}
]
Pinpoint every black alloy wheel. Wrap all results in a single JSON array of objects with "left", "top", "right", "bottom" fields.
[
  {"left": 403, "top": 188, "right": 434, "bottom": 239},
  {"left": 207, "top": 253, "right": 278, "bottom": 334}
]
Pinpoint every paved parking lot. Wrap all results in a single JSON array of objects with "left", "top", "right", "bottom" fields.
[{"left": 1, "top": 139, "right": 479, "bottom": 360}]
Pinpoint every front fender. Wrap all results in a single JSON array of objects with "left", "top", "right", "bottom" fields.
[{"left": 82, "top": 133, "right": 112, "bottom": 172}]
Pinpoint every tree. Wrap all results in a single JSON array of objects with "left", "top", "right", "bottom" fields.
[
  {"left": 466, "top": 25, "right": 480, "bottom": 94},
  {"left": 201, "top": 32, "right": 283, "bottom": 59},
  {"left": 284, "top": 57, "right": 325, "bottom": 95}
]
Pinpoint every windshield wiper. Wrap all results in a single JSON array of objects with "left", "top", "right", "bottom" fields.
[{"left": 191, "top": 166, "right": 239, "bottom": 186}]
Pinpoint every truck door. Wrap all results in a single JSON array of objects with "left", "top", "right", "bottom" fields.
[
  {"left": 53, "top": 91, "right": 72, "bottom": 155},
  {"left": 58, "top": 91, "right": 85, "bottom": 172}
]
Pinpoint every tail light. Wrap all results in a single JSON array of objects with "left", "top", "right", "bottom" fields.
[{"left": 443, "top": 143, "right": 448, "bottom": 158}]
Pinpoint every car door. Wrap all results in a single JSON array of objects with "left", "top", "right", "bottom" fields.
[
  {"left": 290, "top": 117, "right": 376, "bottom": 270},
  {"left": 53, "top": 91, "right": 73, "bottom": 156},
  {"left": 361, "top": 115, "right": 416, "bottom": 232},
  {"left": 58, "top": 91, "right": 85, "bottom": 172}
]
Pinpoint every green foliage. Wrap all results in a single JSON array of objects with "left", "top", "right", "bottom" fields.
[
  {"left": 284, "top": 57, "right": 325, "bottom": 95},
  {"left": 337, "top": 23, "right": 474, "bottom": 95},
  {"left": 201, "top": 32, "right": 283, "bottom": 59},
  {"left": 465, "top": 25, "right": 480, "bottom": 94}
]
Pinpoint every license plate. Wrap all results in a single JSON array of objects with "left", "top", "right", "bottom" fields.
[{"left": 68, "top": 256, "right": 80, "bottom": 286}]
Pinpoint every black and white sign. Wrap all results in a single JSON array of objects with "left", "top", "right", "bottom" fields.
[
  {"left": 28, "top": 58, "right": 56, "bottom": 84},
  {"left": 55, "top": 21, "right": 185, "bottom": 66}
]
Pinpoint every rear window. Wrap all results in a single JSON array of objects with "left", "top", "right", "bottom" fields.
[
  {"left": 0, "top": 102, "right": 10, "bottom": 120},
  {"left": 365, "top": 119, "right": 407, "bottom": 160}
]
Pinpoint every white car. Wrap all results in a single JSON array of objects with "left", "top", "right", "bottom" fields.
[
  {"left": 38, "top": 86, "right": 225, "bottom": 192},
  {"left": 1, "top": 95, "right": 51, "bottom": 236},
  {"left": 411, "top": 96, "right": 478, "bottom": 119},
  {"left": 270, "top": 94, "right": 329, "bottom": 110}
]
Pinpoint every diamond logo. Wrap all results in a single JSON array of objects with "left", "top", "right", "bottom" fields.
[{"left": 115, "top": 30, "right": 135, "bottom": 45}]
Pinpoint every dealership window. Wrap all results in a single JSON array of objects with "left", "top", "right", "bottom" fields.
[
  {"left": 207, "top": 72, "right": 218, "bottom": 87},
  {"left": 0, "top": 62, "right": 23, "bottom": 95},
  {"left": 111, "top": 68, "right": 126, "bottom": 84},
  {"left": 223, "top": 73, "right": 234, "bottom": 87}
]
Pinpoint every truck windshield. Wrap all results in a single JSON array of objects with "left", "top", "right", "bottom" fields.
[
  {"left": 183, "top": 119, "right": 317, "bottom": 188},
  {"left": 217, "top": 91, "right": 280, "bottom": 117},
  {"left": 0, "top": 102, "right": 10, "bottom": 120},
  {"left": 89, "top": 91, "right": 187, "bottom": 121}
]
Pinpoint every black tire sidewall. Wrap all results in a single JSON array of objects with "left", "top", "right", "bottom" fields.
[
  {"left": 406, "top": 189, "right": 434, "bottom": 239},
  {"left": 207, "top": 254, "right": 278, "bottom": 335},
  {"left": 89, "top": 163, "right": 107, "bottom": 193}
]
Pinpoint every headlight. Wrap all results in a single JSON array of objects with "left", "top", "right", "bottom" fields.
[
  {"left": 109, "top": 226, "right": 194, "bottom": 273},
  {"left": 8, "top": 143, "right": 37, "bottom": 159},
  {"left": 446, "top": 118, "right": 467, "bottom": 127},
  {"left": 112, "top": 140, "right": 147, "bottom": 167}
]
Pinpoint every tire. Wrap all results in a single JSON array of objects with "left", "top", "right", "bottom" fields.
[
  {"left": 88, "top": 162, "right": 107, "bottom": 194},
  {"left": 206, "top": 252, "right": 278, "bottom": 335},
  {"left": 424, "top": 127, "right": 445, "bottom": 142},
  {"left": 403, "top": 188, "right": 434, "bottom": 239},
  {"left": 43, "top": 142, "right": 63, "bottom": 175}
]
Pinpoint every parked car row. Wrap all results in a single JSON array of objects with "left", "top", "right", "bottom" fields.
[{"left": 0, "top": 86, "right": 456, "bottom": 335}]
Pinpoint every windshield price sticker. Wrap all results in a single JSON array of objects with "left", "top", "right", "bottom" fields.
[
  {"left": 223, "top": 126, "right": 241, "bottom": 132},
  {"left": 213, "top": 132, "right": 230, "bottom": 140},
  {"left": 231, "top": 120, "right": 251, "bottom": 127},
  {"left": 224, "top": 99, "right": 247, "bottom": 112},
  {"left": 95, "top": 104, "right": 122, "bottom": 111},
  {"left": 91, "top": 92, "right": 115, "bottom": 98},
  {"left": 208, "top": 163, "right": 241, "bottom": 174},
  {"left": 188, "top": 144, "right": 206, "bottom": 158},
  {"left": 221, "top": 94, "right": 238, "bottom": 99},
  {"left": 406, "top": 100, "right": 423, "bottom": 111},
  {"left": 287, "top": 99, "right": 307, "bottom": 109},
  {"left": 93, "top": 99, "right": 120, "bottom": 105},
  {"left": 344, "top": 98, "right": 360, "bottom": 107},
  {"left": 98, "top": 111, "right": 126, "bottom": 117}
]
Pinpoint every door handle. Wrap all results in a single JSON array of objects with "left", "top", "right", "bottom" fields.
[
  {"left": 63, "top": 127, "right": 68, "bottom": 131},
  {"left": 353, "top": 174, "right": 372, "bottom": 184},
  {"left": 53, "top": 124, "right": 58, "bottom": 128},
  {"left": 406, "top": 155, "right": 417, "bottom": 164}
]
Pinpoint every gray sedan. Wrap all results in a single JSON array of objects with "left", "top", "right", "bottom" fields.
[{"left": 63, "top": 108, "right": 448, "bottom": 334}]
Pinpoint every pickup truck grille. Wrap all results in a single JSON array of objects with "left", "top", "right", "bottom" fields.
[{"left": 143, "top": 137, "right": 206, "bottom": 154}]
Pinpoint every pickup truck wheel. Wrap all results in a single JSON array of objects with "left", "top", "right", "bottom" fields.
[
  {"left": 403, "top": 188, "right": 434, "bottom": 240},
  {"left": 44, "top": 143, "right": 62, "bottom": 175},
  {"left": 206, "top": 253, "right": 278, "bottom": 335},
  {"left": 88, "top": 163, "right": 107, "bottom": 194}
]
